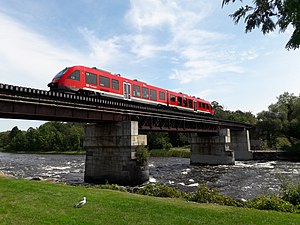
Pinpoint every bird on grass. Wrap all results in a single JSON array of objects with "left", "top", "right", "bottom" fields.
[{"left": 74, "top": 197, "right": 87, "bottom": 208}]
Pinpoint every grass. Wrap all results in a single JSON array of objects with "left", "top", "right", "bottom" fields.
[
  {"left": 1, "top": 177, "right": 300, "bottom": 225},
  {"left": 150, "top": 147, "right": 190, "bottom": 158}
]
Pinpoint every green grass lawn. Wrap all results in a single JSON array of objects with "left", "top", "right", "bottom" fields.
[{"left": 0, "top": 177, "right": 299, "bottom": 225}]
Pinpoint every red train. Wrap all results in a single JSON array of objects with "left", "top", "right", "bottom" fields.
[{"left": 48, "top": 65, "right": 214, "bottom": 115}]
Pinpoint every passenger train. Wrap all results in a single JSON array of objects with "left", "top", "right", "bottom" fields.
[{"left": 48, "top": 65, "right": 214, "bottom": 115}]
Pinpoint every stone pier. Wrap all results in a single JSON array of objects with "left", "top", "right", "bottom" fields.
[
  {"left": 230, "top": 129, "right": 253, "bottom": 160},
  {"left": 190, "top": 129, "right": 235, "bottom": 165},
  {"left": 84, "top": 121, "right": 149, "bottom": 186}
]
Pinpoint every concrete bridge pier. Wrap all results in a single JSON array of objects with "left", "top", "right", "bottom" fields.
[
  {"left": 190, "top": 129, "right": 235, "bottom": 165},
  {"left": 84, "top": 121, "right": 149, "bottom": 186},
  {"left": 230, "top": 129, "right": 253, "bottom": 160}
]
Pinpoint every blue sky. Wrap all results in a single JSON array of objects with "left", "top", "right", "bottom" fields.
[{"left": 0, "top": 0, "right": 300, "bottom": 131}]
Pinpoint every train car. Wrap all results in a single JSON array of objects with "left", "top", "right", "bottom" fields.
[{"left": 48, "top": 65, "right": 214, "bottom": 115}]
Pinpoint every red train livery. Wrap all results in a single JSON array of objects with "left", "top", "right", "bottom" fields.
[{"left": 48, "top": 65, "right": 214, "bottom": 115}]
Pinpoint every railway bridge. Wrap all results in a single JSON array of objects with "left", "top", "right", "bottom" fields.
[{"left": 0, "top": 83, "right": 253, "bottom": 185}]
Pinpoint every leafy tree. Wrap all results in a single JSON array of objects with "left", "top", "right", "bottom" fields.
[
  {"left": 0, "top": 122, "right": 85, "bottom": 152},
  {"left": 147, "top": 132, "right": 172, "bottom": 150},
  {"left": 26, "top": 127, "right": 42, "bottom": 152},
  {"left": 9, "top": 126, "right": 21, "bottom": 140},
  {"left": 222, "top": 0, "right": 300, "bottom": 50},
  {"left": 9, "top": 131, "right": 29, "bottom": 152},
  {"left": 0, "top": 131, "right": 10, "bottom": 151},
  {"left": 257, "top": 92, "right": 300, "bottom": 150},
  {"left": 212, "top": 101, "right": 257, "bottom": 125},
  {"left": 168, "top": 133, "right": 189, "bottom": 147}
]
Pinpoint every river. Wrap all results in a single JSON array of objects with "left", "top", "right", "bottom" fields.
[{"left": 1, "top": 152, "right": 300, "bottom": 200}]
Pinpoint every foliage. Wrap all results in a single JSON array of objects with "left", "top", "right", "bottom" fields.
[
  {"left": 247, "top": 195, "right": 295, "bottom": 213},
  {"left": 100, "top": 182, "right": 127, "bottom": 192},
  {"left": 168, "top": 133, "right": 189, "bottom": 147},
  {"left": 222, "top": 0, "right": 300, "bottom": 50},
  {"left": 150, "top": 148, "right": 190, "bottom": 158},
  {"left": 189, "top": 184, "right": 245, "bottom": 207},
  {"left": 280, "top": 179, "right": 300, "bottom": 206},
  {"left": 0, "top": 122, "right": 84, "bottom": 152},
  {"left": 256, "top": 92, "right": 300, "bottom": 152},
  {"left": 135, "top": 183, "right": 185, "bottom": 198},
  {"left": 135, "top": 145, "right": 150, "bottom": 164},
  {"left": 211, "top": 101, "right": 257, "bottom": 125},
  {"left": 147, "top": 132, "right": 172, "bottom": 150}
]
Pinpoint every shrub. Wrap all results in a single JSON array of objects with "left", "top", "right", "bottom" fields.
[
  {"left": 189, "top": 184, "right": 245, "bottom": 207},
  {"left": 135, "top": 145, "right": 149, "bottom": 164},
  {"left": 247, "top": 195, "right": 295, "bottom": 213},
  {"left": 280, "top": 180, "right": 300, "bottom": 206},
  {"left": 149, "top": 149, "right": 190, "bottom": 158},
  {"left": 135, "top": 184, "right": 184, "bottom": 198},
  {"left": 100, "top": 182, "right": 127, "bottom": 192}
]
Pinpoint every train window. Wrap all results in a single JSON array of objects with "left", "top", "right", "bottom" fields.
[
  {"left": 150, "top": 89, "right": 157, "bottom": 100},
  {"left": 100, "top": 76, "right": 110, "bottom": 88},
  {"left": 133, "top": 85, "right": 141, "bottom": 97},
  {"left": 170, "top": 95, "right": 176, "bottom": 102},
  {"left": 188, "top": 99, "right": 193, "bottom": 108},
  {"left": 183, "top": 98, "right": 187, "bottom": 107},
  {"left": 112, "top": 79, "right": 119, "bottom": 90},
  {"left": 178, "top": 96, "right": 182, "bottom": 106},
  {"left": 54, "top": 67, "right": 69, "bottom": 79},
  {"left": 159, "top": 91, "right": 165, "bottom": 100},
  {"left": 142, "top": 87, "right": 149, "bottom": 99},
  {"left": 67, "top": 70, "right": 80, "bottom": 81},
  {"left": 86, "top": 72, "right": 97, "bottom": 85}
]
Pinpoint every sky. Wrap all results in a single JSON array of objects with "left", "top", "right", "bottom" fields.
[{"left": 0, "top": 0, "right": 300, "bottom": 131}]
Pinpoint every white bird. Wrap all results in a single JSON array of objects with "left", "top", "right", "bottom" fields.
[{"left": 74, "top": 197, "right": 87, "bottom": 208}]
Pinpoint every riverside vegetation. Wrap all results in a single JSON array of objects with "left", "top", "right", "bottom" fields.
[{"left": 1, "top": 176, "right": 300, "bottom": 225}]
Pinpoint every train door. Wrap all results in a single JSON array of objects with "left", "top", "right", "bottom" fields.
[
  {"left": 194, "top": 100, "right": 197, "bottom": 112},
  {"left": 123, "top": 82, "right": 131, "bottom": 100}
]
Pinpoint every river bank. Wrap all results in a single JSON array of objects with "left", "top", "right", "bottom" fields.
[
  {"left": 1, "top": 152, "right": 300, "bottom": 200},
  {"left": 3, "top": 177, "right": 300, "bottom": 225}
]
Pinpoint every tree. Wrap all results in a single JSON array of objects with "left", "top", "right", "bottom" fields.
[
  {"left": 212, "top": 101, "right": 257, "bottom": 125},
  {"left": 222, "top": 0, "right": 300, "bottom": 50},
  {"left": 147, "top": 132, "right": 172, "bottom": 150},
  {"left": 256, "top": 92, "right": 300, "bottom": 149}
]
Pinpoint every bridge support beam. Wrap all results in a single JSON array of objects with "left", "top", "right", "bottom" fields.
[
  {"left": 230, "top": 129, "right": 253, "bottom": 160},
  {"left": 190, "top": 129, "right": 235, "bottom": 165},
  {"left": 84, "top": 121, "right": 149, "bottom": 186}
]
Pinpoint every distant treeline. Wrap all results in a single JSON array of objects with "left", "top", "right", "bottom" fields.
[
  {"left": 0, "top": 122, "right": 84, "bottom": 152},
  {"left": 0, "top": 121, "right": 190, "bottom": 153}
]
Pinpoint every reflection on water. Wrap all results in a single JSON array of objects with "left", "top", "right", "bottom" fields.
[{"left": 1, "top": 152, "right": 300, "bottom": 200}]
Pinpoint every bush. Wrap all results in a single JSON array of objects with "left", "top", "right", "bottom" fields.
[
  {"left": 149, "top": 149, "right": 190, "bottom": 158},
  {"left": 189, "top": 184, "right": 245, "bottom": 207},
  {"left": 135, "top": 145, "right": 149, "bottom": 164},
  {"left": 100, "top": 182, "right": 127, "bottom": 192},
  {"left": 247, "top": 195, "right": 295, "bottom": 213},
  {"left": 135, "top": 184, "right": 184, "bottom": 198},
  {"left": 280, "top": 180, "right": 300, "bottom": 206}
]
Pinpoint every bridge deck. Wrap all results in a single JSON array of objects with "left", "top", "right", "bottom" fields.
[{"left": 0, "top": 83, "right": 252, "bottom": 132}]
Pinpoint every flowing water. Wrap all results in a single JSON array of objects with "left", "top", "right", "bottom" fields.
[{"left": 1, "top": 152, "right": 300, "bottom": 200}]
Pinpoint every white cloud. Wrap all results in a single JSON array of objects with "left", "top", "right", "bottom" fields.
[
  {"left": 0, "top": 12, "right": 86, "bottom": 88},
  {"left": 78, "top": 27, "right": 127, "bottom": 67},
  {"left": 126, "top": 0, "right": 178, "bottom": 30},
  {"left": 125, "top": 0, "right": 245, "bottom": 84}
]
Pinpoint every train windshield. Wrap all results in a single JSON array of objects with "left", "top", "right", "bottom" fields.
[{"left": 53, "top": 67, "right": 69, "bottom": 80}]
